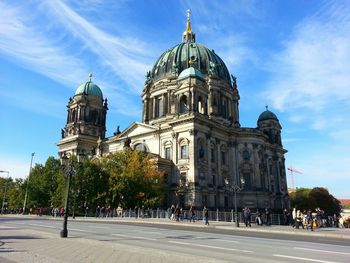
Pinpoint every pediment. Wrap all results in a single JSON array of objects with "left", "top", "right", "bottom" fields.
[{"left": 119, "top": 122, "right": 157, "bottom": 138}]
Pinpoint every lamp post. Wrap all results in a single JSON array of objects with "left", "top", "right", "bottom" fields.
[
  {"left": 224, "top": 177, "right": 244, "bottom": 227},
  {"left": 175, "top": 179, "right": 191, "bottom": 207},
  {"left": 60, "top": 153, "right": 74, "bottom": 238},
  {"left": 23, "top": 152, "right": 35, "bottom": 214},
  {"left": 0, "top": 170, "right": 10, "bottom": 215}
]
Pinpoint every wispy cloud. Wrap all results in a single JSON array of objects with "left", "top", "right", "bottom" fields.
[
  {"left": 0, "top": 1, "right": 149, "bottom": 117},
  {"left": 262, "top": 1, "right": 350, "bottom": 134},
  {"left": 44, "top": 0, "right": 153, "bottom": 94},
  {"left": 0, "top": 2, "right": 88, "bottom": 87}
]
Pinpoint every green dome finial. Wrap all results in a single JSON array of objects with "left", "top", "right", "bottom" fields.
[{"left": 89, "top": 72, "right": 93, "bottom": 81}]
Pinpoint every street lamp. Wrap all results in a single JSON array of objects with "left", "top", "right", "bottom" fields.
[
  {"left": 224, "top": 177, "right": 245, "bottom": 227},
  {"left": 60, "top": 153, "right": 74, "bottom": 238},
  {"left": 0, "top": 170, "right": 10, "bottom": 215},
  {"left": 23, "top": 152, "right": 35, "bottom": 214}
]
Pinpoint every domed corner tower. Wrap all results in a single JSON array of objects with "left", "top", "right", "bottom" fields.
[
  {"left": 57, "top": 74, "right": 108, "bottom": 158},
  {"left": 257, "top": 106, "right": 290, "bottom": 210},
  {"left": 257, "top": 106, "right": 282, "bottom": 146},
  {"left": 141, "top": 9, "right": 240, "bottom": 127}
]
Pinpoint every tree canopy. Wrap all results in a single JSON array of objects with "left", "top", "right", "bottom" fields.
[
  {"left": 0, "top": 150, "right": 166, "bottom": 215},
  {"left": 290, "top": 187, "right": 342, "bottom": 215}
]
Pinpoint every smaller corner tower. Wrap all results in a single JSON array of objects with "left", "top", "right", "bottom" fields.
[{"left": 58, "top": 74, "right": 108, "bottom": 158}]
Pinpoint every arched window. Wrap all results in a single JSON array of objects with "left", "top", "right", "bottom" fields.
[
  {"left": 222, "top": 99, "right": 227, "bottom": 118},
  {"left": 89, "top": 110, "right": 98, "bottom": 123},
  {"left": 155, "top": 96, "right": 163, "bottom": 118},
  {"left": 71, "top": 109, "right": 76, "bottom": 122},
  {"left": 198, "top": 96, "right": 203, "bottom": 114},
  {"left": 163, "top": 141, "right": 172, "bottom": 159},
  {"left": 179, "top": 138, "right": 189, "bottom": 159},
  {"left": 179, "top": 95, "right": 188, "bottom": 114},
  {"left": 134, "top": 143, "right": 148, "bottom": 152}
]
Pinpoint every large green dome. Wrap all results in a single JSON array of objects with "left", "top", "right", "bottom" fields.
[
  {"left": 151, "top": 42, "right": 231, "bottom": 85},
  {"left": 75, "top": 81, "right": 103, "bottom": 99}
]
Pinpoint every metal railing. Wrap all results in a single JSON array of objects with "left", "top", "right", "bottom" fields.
[{"left": 119, "top": 208, "right": 285, "bottom": 225}]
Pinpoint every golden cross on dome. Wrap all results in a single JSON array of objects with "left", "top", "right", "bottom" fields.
[
  {"left": 265, "top": 105, "right": 269, "bottom": 111},
  {"left": 89, "top": 73, "right": 93, "bottom": 81},
  {"left": 186, "top": 9, "right": 192, "bottom": 33}
]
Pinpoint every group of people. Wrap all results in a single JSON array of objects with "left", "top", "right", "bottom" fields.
[
  {"left": 290, "top": 207, "right": 343, "bottom": 230},
  {"left": 168, "top": 204, "right": 206, "bottom": 224}
]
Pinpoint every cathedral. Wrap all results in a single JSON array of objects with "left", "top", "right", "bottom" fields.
[{"left": 58, "top": 11, "right": 290, "bottom": 211}]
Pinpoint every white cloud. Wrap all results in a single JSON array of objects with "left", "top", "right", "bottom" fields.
[
  {"left": 0, "top": 2, "right": 88, "bottom": 87},
  {"left": 0, "top": 1, "right": 150, "bottom": 117},
  {"left": 262, "top": 1, "right": 350, "bottom": 132},
  {"left": 44, "top": 0, "right": 153, "bottom": 94}
]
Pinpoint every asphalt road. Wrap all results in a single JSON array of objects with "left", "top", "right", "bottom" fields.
[{"left": 1, "top": 217, "right": 350, "bottom": 263}]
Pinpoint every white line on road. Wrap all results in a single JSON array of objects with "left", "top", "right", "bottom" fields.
[
  {"left": 294, "top": 247, "right": 350, "bottom": 255},
  {"left": 168, "top": 241, "right": 252, "bottom": 253},
  {"left": 69, "top": 228, "right": 97, "bottom": 234},
  {"left": 87, "top": 226, "right": 109, "bottom": 229},
  {"left": 112, "top": 233, "right": 157, "bottom": 241},
  {"left": 273, "top": 254, "right": 340, "bottom": 263},
  {"left": 29, "top": 224, "right": 56, "bottom": 228},
  {"left": 132, "top": 230, "right": 164, "bottom": 235},
  {"left": 215, "top": 239, "right": 239, "bottom": 244}
]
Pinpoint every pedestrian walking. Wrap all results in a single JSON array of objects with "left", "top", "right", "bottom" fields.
[
  {"left": 243, "top": 207, "right": 251, "bottom": 227},
  {"left": 203, "top": 206, "right": 209, "bottom": 226},
  {"left": 189, "top": 205, "right": 196, "bottom": 222}
]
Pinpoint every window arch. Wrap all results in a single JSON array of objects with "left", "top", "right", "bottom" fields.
[
  {"left": 179, "top": 138, "right": 189, "bottom": 159},
  {"left": 198, "top": 96, "right": 203, "bottom": 114},
  {"left": 163, "top": 141, "right": 172, "bottom": 160},
  {"left": 179, "top": 95, "right": 188, "bottom": 114},
  {"left": 133, "top": 143, "right": 148, "bottom": 152}
]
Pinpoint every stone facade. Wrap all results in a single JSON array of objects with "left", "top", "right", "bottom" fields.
[{"left": 58, "top": 12, "right": 290, "bottom": 211}]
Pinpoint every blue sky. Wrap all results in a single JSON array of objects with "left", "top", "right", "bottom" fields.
[{"left": 0, "top": 0, "right": 349, "bottom": 198}]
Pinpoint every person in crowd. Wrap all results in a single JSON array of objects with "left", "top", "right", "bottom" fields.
[
  {"left": 189, "top": 205, "right": 196, "bottom": 223},
  {"left": 292, "top": 207, "right": 297, "bottom": 228},
  {"left": 203, "top": 206, "right": 209, "bottom": 226},
  {"left": 84, "top": 206, "right": 89, "bottom": 217},
  {"left": 95, "top": 206, "right": 100, "bottom": 218},
  {"left": 243, "top": 207, "right": 251, "bottom": 227},
  {"left": 255, "top": 209, "right": 262, "bottom": 226},
  {"left": 306, "top": 210, "right": 314, "bottom": 231},
  {"left": 174, "top": 205, "right": 181, "bottom": 222},
  {"left": 170, "top": 204, "right": 175, "bottom": 221},
  {"left": 295, "top": 210, "right": 304, "bottom": 229},
  {"left": 264, "top": 208, "right": 271, "bottom": 226}
]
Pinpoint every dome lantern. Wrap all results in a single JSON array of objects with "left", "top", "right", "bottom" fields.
[{"left": 182, "top": 9, "right": 196, "bottom": 43}]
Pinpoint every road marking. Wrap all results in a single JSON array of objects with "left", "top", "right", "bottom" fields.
[
  {"left": 216, "top": 239, "right": 239, "bottom": 244},
  {"left": 29, "top": 224, "right": 56, "bottom": 228},
  {"left": 273, "top": 254, "right": 340, "bottom": 263},
  {"left": 112, "top": 233, "right": 157, "bottom": 241},
  {"left": 132, "top": 230, "right": 164, "bottom": 235},
  {"left": 87, "top": 226, "right": 109, "bottom": 229},
  {"left": 69, "top": 228, "right": 97, "bottom": 234},
  {"left": 294, "top": 247, "right": 350, "bottom": 255},
  {"left": 168, "top": 241, "right": 252, "bottom": 253}
]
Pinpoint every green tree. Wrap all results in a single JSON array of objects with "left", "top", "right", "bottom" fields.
[
  {"left": 290, "top": 187, "right": 341, "bottom": 215},
  {"left": 71, "top": 158, "right": 108, "bottom": 214},
  {"left": 6, "top": 178, "right": 25, "bottom": 210},
  {"left": 309, "top": 187, "right": 341, "bottom": 215},
  {"left": 101, "top": 150, "right": 165, "bottom": 209}
]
